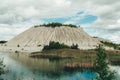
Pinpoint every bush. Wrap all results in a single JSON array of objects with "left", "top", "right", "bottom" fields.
[
  {"left": 34, "top": 22, "right": 77, "bottom": 28},
  {"left": 0, "top": 41, "right": 7, "bottom": 44},
  {"left": 17, "top": 44, "right": 20, "bottom": 47},
  {"left": 0, "top": 59, "right": 5, "bottom": 76},
  {"left": 71, "top": 44, "right": 78, "bottom": 49},
  {"left": 65, "top": 24, "right": 77, "bottom": 28},
  {"left": 45, "top": 22, "right": 62, "bottom": 28},
  {"left": 42, "top": 41, "right": 79, "bottom": 51},
  {"left": 94, "top": 45, "right": 115, "bottom": 80},
  {"left": 101, "top": 41, "right": 120, "bottom": 50},
  {"left": 42, "top": 41, "right": 70, "bottom": 51}
]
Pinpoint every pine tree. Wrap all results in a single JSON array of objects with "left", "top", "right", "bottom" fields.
[{"left": 94, "top": 45, "right": 115, "bottom": 80}]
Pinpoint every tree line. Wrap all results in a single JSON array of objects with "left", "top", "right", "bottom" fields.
[
  {"left": 0, "top": 41, "right": 7, "bottom": 44},
  {"left": 101, "top": 41, "right": 120, "bottom": 50},
  {"left": 42, "top": 41, "right": 78, "bottom": 51},
  {"left": 34, "top": 22, "right": 77, "bottom": 28}
]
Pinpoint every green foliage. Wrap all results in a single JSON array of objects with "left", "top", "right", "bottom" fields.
[
  {"left": 101, "top": 41, "right": 120, "bottom": 50},
  {"left": 93, "top": 36, "right": 98, "bottom": 38},
  {"left": 17, "top": 44, "right": 20, "bottom": 47},
  {"left": 42, "top": 41, "right": 70, "bottom": 51},
  {"left": 64, "top": 24, "right": 77, "bottom": 28},
  {"left": 0, "top": 41, "right": 7, "bottom": 44},
  {"left": 94, "top": 45, "right": 115, "bottom": 80},
  {"left": 42, "top": 41, "right": 79, "bottom": 51},
  {"left": 34, "top": 22, "right": 77, "bottom": 28},
  {"left": 37, "top": 44, "right": 41, "bottom": 47},
  {"left": 0, "top": 59, "right": 5, "bottom": 77},
  {"left": 43, "top": 22, "right": 62, "bottom": 28},
  {"left": 71, "top": 44, "right": 78, "bottom": 49},
  {"left": 0, "top": 59, "right": 6, "bottom": 80}
]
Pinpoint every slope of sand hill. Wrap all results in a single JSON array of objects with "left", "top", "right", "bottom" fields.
[{"left": 1, "top": 26, "right": 101, "bottom": 52}]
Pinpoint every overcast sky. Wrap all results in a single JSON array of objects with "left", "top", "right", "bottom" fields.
[{"left": 0, "top": 0, "right": 120, "bottom": 43}]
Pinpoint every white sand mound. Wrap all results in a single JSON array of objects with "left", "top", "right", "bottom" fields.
[{"left": 0, "top": 26, "right": 102, "bottom": 52}]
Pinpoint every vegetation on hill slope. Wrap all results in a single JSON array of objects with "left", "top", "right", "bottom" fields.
[
  {"left": 42, "top": 41, "right": 78, "bottom": 51},
  {"left": 101, "top": 41, "right": 120, "bottom": 50},
  {"left": 0, "top": 41, "right": 7, "bottom": 44},
  {"left": 71, "top": 44, "right": 78, "bottom": 49},
  {"left": 34, "top": 22, "right": 77, "bottom": 28}
]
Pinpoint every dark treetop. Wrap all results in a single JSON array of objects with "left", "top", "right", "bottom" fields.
[{"left": 34, "top": 22, "right": 78, "bottom": 28}]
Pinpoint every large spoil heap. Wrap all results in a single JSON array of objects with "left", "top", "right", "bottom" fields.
[{"left": 6, "top": 23, "right": 100, "bottom": 51}]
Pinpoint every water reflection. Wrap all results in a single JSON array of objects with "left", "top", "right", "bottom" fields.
[{"left": 0, "top": 52, "right": 102, "bottom": 80}]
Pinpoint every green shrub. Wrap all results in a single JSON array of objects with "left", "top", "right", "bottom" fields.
[
  {"left": 0, "top": 41, "right": 7, "bottom": 44},
  {"left": 94, "top": 45, "right": 115, "bottom": 80},
  {"left": 44, "top": 22, "right": 62, "bottom": 28},
  {"left": 71, "top": 44, "right": 78, "bottom": 49},
  {"left": 0, "top": 59, "right": 5, "bottom": 76},
  {"left": 101, "top": 41, "right": 120, "bottom": 50},
  {"left": 42, "top": 41, "right": 79, "bottom": 51},
  {"left": 42, "top": 41, "right": 70, "bottom": 51},
  {"left": 65, "top": 24, "right": 77, "bottom": 28},
  {"left": 17, "top": 44, "right": 20, "bottom": 47},
  {"left": 34, "top": 22, "right": 77, "bottom": 28}
]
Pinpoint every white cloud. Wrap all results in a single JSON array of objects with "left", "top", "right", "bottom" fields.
[{"left": 0, "top": 0, "right": 120, "bottom": 43}]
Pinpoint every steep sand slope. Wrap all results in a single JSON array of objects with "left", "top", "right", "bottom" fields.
[{"left": 6, "top": 26, "right": 100, "bottom": 51}]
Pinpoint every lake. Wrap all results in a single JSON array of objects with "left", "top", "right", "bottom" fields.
[{"left": 0, "top": 52, "right": 119, "bottom": 80}]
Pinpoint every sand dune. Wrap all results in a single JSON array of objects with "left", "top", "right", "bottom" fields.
[{"left": 1, "top": 26, "right": 101, "bottom": 52}]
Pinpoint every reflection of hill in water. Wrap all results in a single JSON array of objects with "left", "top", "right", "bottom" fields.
[
  {"left": 9, "top": 53, "right": 74, "bottom": 76},
  {"left": 0, "top": 52, "right": 97, "bottom": 80}
]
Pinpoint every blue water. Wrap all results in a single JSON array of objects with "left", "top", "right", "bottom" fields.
[{"left": 0, "top": 52, "right": 115, "bottom": 80}]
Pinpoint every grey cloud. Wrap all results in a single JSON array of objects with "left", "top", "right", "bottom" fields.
[
  {"left": 93, "top": 0, "right": 118, "bottom": 5},
  {"left": 0, "top": 0, "right": 119, "bottom": 43}
]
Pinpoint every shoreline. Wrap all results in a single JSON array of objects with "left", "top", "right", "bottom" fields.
[
  {"left": 0, "top": 45, "right": 42, "bottom": 53},
  {"left": 29, "top": 49, "right": 120, "bottom": 69},
  {"left": 0, "top": 46, "right": 120, "bottom": 70}
]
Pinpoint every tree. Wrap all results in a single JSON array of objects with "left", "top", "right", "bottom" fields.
[
  {"left": 17, "top": 44, "right": 20, "bottom": 47},
  {"left": 42, "top": 41, "right": 80, "bottom": 51},
  {"left": 101, "top": 41, "right": 120, "bottom": 50},
  {"left": 0, "top": 59, "right": 5, "bottom": 80},
  {"left": 42, "top": 41, "right": 69, "bottom": 51},
  {"left": 94, "top": 45, "right": 115, "bottom": 80},
  {"left": 34, "top": 22, "right": 77, "bottom": 28},
  {"left": 71, "top": 44, "right": 78, "bottom": 49},
  {"left": 0, "top": 41, "right": 7, "bottom": 44}
]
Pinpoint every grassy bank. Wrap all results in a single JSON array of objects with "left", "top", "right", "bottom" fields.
[{"left": 30, "top": 49, "right": 120, "bottom": 70}]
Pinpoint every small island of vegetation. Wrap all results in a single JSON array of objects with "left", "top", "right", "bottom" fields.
[
  {"left": 42, "top": 41, "right": 78, "bottom": 51},
  {"left": 34, "top": 22, "right": 78, "bottom": 28},
  {"left": 30, "top": 41, "right": 120, "bottom": 68}
]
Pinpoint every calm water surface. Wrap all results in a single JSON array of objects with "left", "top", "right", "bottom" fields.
[{"left": 0, "top": 52, "right": 119, "bottom": 80}]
